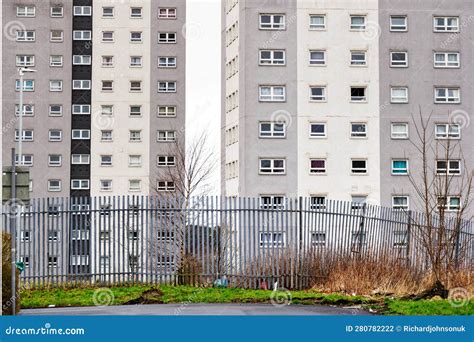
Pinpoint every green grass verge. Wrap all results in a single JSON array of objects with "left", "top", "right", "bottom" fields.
[{"left": 20, "top": 285, "right": 473, "bottom": 315}]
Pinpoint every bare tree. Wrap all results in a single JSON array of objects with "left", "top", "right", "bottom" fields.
[{"left": 403, "top": 108, "right": 473, "bottom": 291}]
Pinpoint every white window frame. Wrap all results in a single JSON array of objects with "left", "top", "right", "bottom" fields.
[
  {"left": 390, "top": 51, "right": 408, "bottom": 67},
  {"left": 309, "top": 50, "right": 326, "bottom": 66},
  {"left": 157, "top": 156, "right": 176, "bottom": 167},
  {"left": 350, "top": 15, "right": 366, "bottom": 30},
  {"left": 259, "top": 14, "right": 286, "bottom": 30},
  {"left": 434, "top": 87, "right": 460, "bottom": 103},
  {"left": 158, "top": 32, "right": 177, "bottom": 43},
  {"left": 50, "top": 6, "right": 63, "bottom": 17},
  {"left": 130, "top": 7, "right": 143, "bottom": 18},
  {"left": 391, "top": 123, "right": 409, "bottom": 139},
  {"left": 102, "top": 7, "right": 114, "bottom": 18},
  {"left": 259, "top": 232, "right": 285, "bottom": 248},
  {"left": 129, "top": 180, "right": 141, "bottom": 192},
  {"left": 15, "top": 104, "right": 34, "bottom": 117},
  {"left": 158, "top": 8, "right": 177, "bottom": 19},
  {"left": 392, "top": 159, "right": 409, "bottom": 175},
  {"left": 73, "top": 6, "right": 92, "bottom": 16},
  {"left": 390, "top": 87, "right": 409, "bottom": 103},
  {"left": 436, "top": 160, "right": 461, "bottom": 175},
  {"left": 15, "top": 80, "right": 34, "bottom": 92},
  {"left": 350, "top": 86, "right": 367, "bottom": 102},
  {"left": 158, "top": 56, "right": 177, "bottom": 68},
  {"left": 102, "top": 31, "right": 114, "bottom": 42},
  {"left": 157, "top": 181, "right": 176, "bottom": 192},
  {"left": 434, "top": 16, "right": 459, "bottom": 32},
  {"left": 392, "top": 196, "right": 409, "bottom": 210},
  {"left": 259, "top": 158, "right": 286, "bottom": 174},
  {"left": 309, "top": 15, "right": 326, "bottom": 30},
  {"left": 350, "top": 51, "right": 367, "bottom": 66},
  {"left": 15, "top": 154, "right": 34, "bottom": 167},
  {"left": 50, "top": 30, "right": 64, "bottom": 42},
  {"left": 130, "top": 105, "right": 142, "bottom": 116},
  {"left": 48, "top": 180, "right": 61, "bottom": 192},
  {"left": 158, "top": 106, "right": 176, "bottom": 117},
  {"left": 259, "top": 50, "right": 286, "bottom": 65},
  {"left": 16, "top": 31, "right": 35, "bottom": 42},
  {"left": 434, "top": 52, "right": 460, "bottom": 68},
  {"left": 129, "top": 130, "right": 142, "bottom": 142},
  {"left": 351, "top": 123, "right": 368, "bottom": 138},
  {"left": 309, "top": 159, "right": 327, "bottom": 174},
  {"left": 259, "top": 195, "right": 285, "bottom": 209},
  {"left": 15, "top": 130, "right": 34, "bottom": 142},
  {"left": 71, "top": 179, "right": 90, "bottom": 190},
  {"left": 259, "top": 86, "right": 286, "bottom": 102},
  {"left": 157, "top": 131, "right": 176, "bottom": 142},
  {"left": 50, "top": 55, "right": 63, "bottom": 67},
  {"left": 101, "top": 130, "right": 113, "bottom": 142},
  {"left": 310, "top": 86, "right": 327, "bottom": 102},
  {"left": 48, "top": 154, "right": 62, "bottom": 167},
  {"left": 438, "top": 196, "right": 461, "bottom": 212},
  {"left": 73, "top": 55, "right": 92, "bottom": 65},
  {"left": 351, "top": 159, "right": 368, "bottom": 174},
  {"left": 130, "top": 81, "right": 142, "bottom": 92},
  {"left": 17, "top": 5, "right": 36, "bottom": 17},
  {"left": 435, "top": 123, "right": 460, "bottom": 140},
  {"left": 71, "top": 154, "right": 90, "bottom": 165},
  {"left": 100, "top": 155, "right": 113, "bottom": 166},
  {"left": 73, "top": 30, "right": 91, "bottom": 41},
  {"left": 73, "top": 80, "right": 91, "bottom": 90},
  {"left": 100, "top": 180, "right": 113, "bottom": 192},
  {"left": 49, "top": 105, "right": 63, "bottom": 116},
  {"left": 49, "top": 80, "right": 63, "bottom": 92},
  {"left": 130, "top": 31, "right": 143, "bottom": 42},
  {"left": 129, "top": 155, "right": 142, "bottom": 167},
  {"left": 102, "top": 56, "right": 114, "bottom": 67},
  {"left": 72, "top": 104, "right": 91, "bottom": 115},
  {"left": 48, "top": 129, "right": 62, "bottom": 142},
  {"left": 101, "top": 81, "right": 113, "bottom": 91},
  {"left": 259, "top": 122, "right": 286, "bottom": 138},
  {"left": 390, "top": 15, "right": 408, "bottom": 31},
  {"left": 130, "top": 56, "right": 143, "bottom": 67},
  {"left": 71, "top": 129, "right": 90, "bottom": 140},
  {"left": 158, "top": 81, "right": 177, "bottom": 93},
  {"left": 309, "top": 123, "right": 327, "bottom": 138},
  {"left": 16, "top": 55, "right": 35, "bottom": 67}
]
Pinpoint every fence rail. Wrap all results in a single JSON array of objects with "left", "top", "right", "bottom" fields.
[{"left": 2, "top": 196, "right": 473, "bottom": 289}]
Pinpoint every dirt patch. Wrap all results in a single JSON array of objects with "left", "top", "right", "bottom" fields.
[{"left": 125, "top": 288, "right": 164, "bottom": 305}]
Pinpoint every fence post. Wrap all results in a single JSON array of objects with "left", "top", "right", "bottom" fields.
[
  {"left": 10, "top": 148, "right": 17, "bottom": 315},
  {"left": 405, "top": 210, "right": 412, "bottom": 267},
  {"left": 357, "top": 203, "right": 367, "bottom": 254},
  {"left": 454, "top": 219, "right": 461, "bottom": 270}
]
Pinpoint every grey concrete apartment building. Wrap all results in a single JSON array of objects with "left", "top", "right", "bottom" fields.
[{"left": 222, "top": 0, "right": 473, "bottom": 213}]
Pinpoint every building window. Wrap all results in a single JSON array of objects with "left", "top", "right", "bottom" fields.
[
  {"left": 158, "top": 8, "right": 177, "bottom": 19},
  {"left": 351, "top": 195, "right": 367, "bottom": 209},
  {"left": 259, "top": 14, "right": 286, "bottom": 30},
  {"left": 72, "top": 104, "right": 91, "bottom": 115},
  {"left": 392, "top": 196, "right": 409, "bottom": 210},
  {"left": 48, "top": 129, "right": 62, "bottom": 142},
  {"left": 130, "top": 81, "right": 142, "bottom": 92},
  {"left": 15, "top": 154, "right": 33, "bottom": 167},
  {"left": 101, "top": 81, "right": 113, "bottom": 91},
  {"left": 260, "top": 195, "right": 285, "bottom": 209},
  {"left": 101, "top": 130, "right": 113, "bottom": 142},
  {"left": 310, "top": 196, "right": 326, "bottom": 210},
  {"left": 391, "top": 123, "right": 409, "bottom": 139},
  {"left": 157, "top": 156, "right": 176, "bottom": 167},
  {"left": 48, "top": 154, "right": 62, "bottom": 167},
  {"left": 434, "top": 87, "right": 460, "bottom": 103},
  {"left": 50, "top": 6, "right": 63, "bottom": 17},
  {"left": 102, "top": 7, "right": 114, "bottom": 17},
  {"left": 434, "top": 17, "right": 459, "bottom": 32},
  {"left": 102, "top": 31, "right": 114, "bottom": 42},
  {"left": 102, "top": 56, "right": 114, "bottom": 67},
  {"left": 48, "top": 180, "right": 61, "bottom": 192},
  {"left": 158, "top": 81, "right": 176, "bottom": 92},
  {"left": 71, "top": 154, "right": 90, "bottom": 165},
  {"left": 350, "top": 15, "right": 366, "bottom": 30},
  {"left": 391, "top": 87, "right": 409, "bottom": 103},
  {"left": 129, "top": 180, "right": 141, "bottom": 192},
  {"left": 48, "top": 256, "right": 58, "bottom": 268},
  {"left": 130, "top": 105, "right": 142, "bottom": 116},
  {"left": 15, "top": 104, "right": 34, "bottom": 117},
  {"left": 73, "top": 80, "right": 91, "bottom": 90},
  {"left": 435, "top": 123, "right": 460, "bottom": 139},
  {"left": 309, "top": 15, "right": 326, "bottom": 30},
  {"left": 309, "top": 51, "right": 326, "bottom": 66},
  {"left": 259, "top": 50, "right": 285, "bottom": 65},
  {"left": 72, "top": 129, "right": 90, "bottom": 140},
  {"left": 157, "top": 131, "right": 176, "bottom": 142},
  {"left": 158, "top": 32, "right": 177, "bottom": 43},
  {"left": 100, "top": 180, "right": 112, "bottom": 192},
  {"left": 14, "top": 130, "right": 34, "bottom": 141},
  {"left": 158, "top": 106, "right": 176, "bottom": 117},
  {"left": 73, "top": 30, "right": 91, "bottom": 40},
  {"left": 100, "top": 155, "right": 112, "bottom": 166},
  {"left": 259, "top": 122, "right": 286, "bottom": 138},
  {"left": 438, "top": 196, "right": 461, "bottom": 212},
  {"left": 309, "top": 159, "right": 326, "bottom": 174},
  {"left": 16, "top": 55, "right": 35, "bottom": 67},
  {"left": 130, "top": 31, "right": 142, "bottom": 42},
  {"left": 350, "top": 87, "right": 367, "bottom": 102},
  {"left": 259, "top": 232, "right": 285, "bottom": 248},
  {"left": 434, "top": 52, "right": 460, "bottom": 68},
  {"left": 158, "top": 56, "right": 176, "bottom": 68},
  {"left": 311, "top": 232, "right": 326, "bottom": 246},
  {"left": 101, "top": 105, "right": 113, "bottom": 116},
  {"left": 259, "top": 86, "right": 286, "bottom": 102},
  {"left": 50, "top": 55, "right": 63, "bottom": 67},
  {"left": 15, "top": 80, "right": 34, "bottom": 91},
  {"left": 71, "top": 179, "right": 90, "bottom": 190},
  {"left": 309, "top": 123, "right": 326, "bottom": 138},
  {"left": 309, "top": 86, "right": 326, "bottom": 101},
  {"left": 16, "top": 31, "right": 35, "bottom": 42},
  {"left": 259, "top": 159, "right": 285, "bottom": 174},
  {"left": 351, "top": 123, "right": 367, "bottom": 138},
  {"left": 17, "top": 5, "right": 35, "bottom": 17},
  {"left": 126, "top": 56, "right": 142, "bottom": 68},
  {"left": 351, "top": 159, "right": 367, "bottom": 174},
  {"left": 157, "top": 181, "right": 175, "bottom": 192},
  {"left": 392, "top": 160, "right": 409, "bottom": 175},
  {"left": 49, "top": 105, "right": 63, "bottom": 116},
  {"left": 50, "top": 30, "right": 63, "bottom": 42},
  {"left": 390, "top": 51, "right": 408, "bottom": 67},
  {"left": 350, "top": 51, "right": 367, "bottom": 66},
  {"left": 49, "top": 80, "right": 63, "bottom": 92},
  {"left": 129, "top": 155, "right": 142, "bottom": 167},
  {"left": 390, "top": 16, "right": 407, "bottom": 31},
  {"left": 436, "top": 160, "right": 461, "bottom": 175},
  {"left": 73, "top": 55, "right": 91, "bottom": 65},
  {"left": 129, "top": 130, "right": 142, "bottom": 142},
  {"left": 73, "top": 6, "right": 91, "bottom": 16},
  {"left": 130, "top": 7, "right": 142, "bottom": 18}
]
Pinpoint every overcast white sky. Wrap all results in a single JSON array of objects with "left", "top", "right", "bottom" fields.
[{"left": 186, "top": 0, "right": 221, "bottom": 194}]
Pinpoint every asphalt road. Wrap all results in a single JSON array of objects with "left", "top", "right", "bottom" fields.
[{"left": 21, "top": 303, "right": 370, "bottom": 316}]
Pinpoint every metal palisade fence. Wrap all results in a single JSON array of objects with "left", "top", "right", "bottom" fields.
[{"left": 1, "top": 196, "right": 473, "bottom": 289}]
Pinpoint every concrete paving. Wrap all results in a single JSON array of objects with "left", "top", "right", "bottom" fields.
[{"left": 21, "top": 303, "right": 370, "bottom": 316}]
